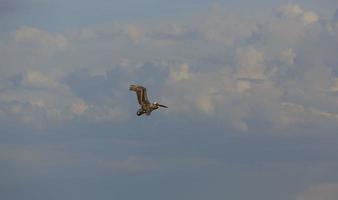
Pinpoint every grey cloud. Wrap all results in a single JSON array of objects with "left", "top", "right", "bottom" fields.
[
  {"left": 296, "top": 183, "right": 338, "bottom": 200},
  {"left": 161, "top": 4, "right": 338, "bottom": 134},
  {"left": 334, "top": 9, "right": 338, "bottom": 21},
  {"left": 197, "top": 5, "right": 258, "bottom": 45},
  {"left": 0, "top": 3, "right": 338, "bottom": 134},
  {"left": 2, "top": 3, "right": 338, "bottom": 200}
]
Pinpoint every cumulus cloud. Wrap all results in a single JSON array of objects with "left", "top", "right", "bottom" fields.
[
  {"left": 70, "top": 99, "right": 88, "bottom": 115},
  {"left": 278, "top": 48, "right": 296, "bottom": 65},
  {"left": 125, "top": 24, "right": 144, "bottom": 43},
  {"left": 277, "top": 4, "right": 319, "bottom": 25},
  {"left": 280, "top": 102, "right": 338, "bottom": 130},
  {"left": 278, "top": 4, "right": 304, "bottom": 17},
  {"left": 0, "top": 3, "right": 338, "bottom": 134},
  {"left": 169, "top": 63, "right": 192, "bottom": 82},
  {"left": 161, "top": 4, "right": 338, "bottom": 133},
  {"left": 21, "top": 70, "right": 60, "bottom": 89},
  {"left": 198, "top": 4, "right": 257, "bottom": 45},
  {"left": 235, "top": 46, "right": 266, "bottom": 80},
  {"left": 329, "top": 78, "right": 338, "bottom": 92},
  {"left": 14, "top": 26, "right": 69, "bottom": 51},
  {"left": 0, "top": 72, "right": 79, "bottom": 127},
  {"left": 3, "top": 4, "right": 338, "bottom": 200},
  {"left": 196, "top": 93, "right": 215, "bottom": 115}
]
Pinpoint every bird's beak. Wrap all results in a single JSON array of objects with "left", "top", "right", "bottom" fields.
[{"left": 158, "top": 104, "right": 168, "bottom": 108}]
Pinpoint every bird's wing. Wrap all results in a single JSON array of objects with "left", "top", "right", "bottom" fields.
[
  {"left": 141, "top": 87, "right": 150, "bottom": 104},
  {"left": 129, "top": 85, "right": 150, "bottom": 105},
  {"left": 129, "top": 85, "right": 142, "bottom": 105}
]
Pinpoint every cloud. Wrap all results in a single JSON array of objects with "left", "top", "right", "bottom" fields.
[
  {"left": 235, "top": 46, "right": 266, "bottom": 80},
  {"left": 278, "top": 48, "right": 296, "bottom": 65},
  {"left": 280, "top": 102, "right": 338, "bottom": 128},
  {"left": 169, "top": 63, "right": 192, "bottom": 82},
  {"left": 0, "top": 69, "right": 102, "bottom": 128},
  {"left": 277, "top": 4, "right": 319, "bottom": 25},
  {"left": 329, "top": 78, "right": 338, "bottom": 92},
  {"left": 2, "top": 3, "right": 338, "bottom": 200},
  {"left": 278, "top": 4, "right": 304, "bottom": 17},
  {"left": 125, "top": 24, "right": 144, "bottom": 43},
  {"left": 334, "top": 9, "right": 338, "bottom": 21},
  {"left": 196, "top": 94, "right": 214, "bottom": 115},
  {"left": 0, "top": 76, "right": 77, "bottom": 127},
  {"left": 21, "top": 69, "right": 60, "bottom": 89},
  {"left": 14, "top": 26, "right": 69, "bottom": 51},
  {"left": 303, "top": 11, "right": 319, "bottom": 25},
  {"left": 198, "top": 4, "right": 257, "bottom": 45},
  {"left": 297, "top": 183, "right": 338, "bottom": 200},
  {"left": 0, "top": 3, "right": 338, "bottom": 134},
  {"left": 70, "top": 99, "right": 88, "bottom": 115}
]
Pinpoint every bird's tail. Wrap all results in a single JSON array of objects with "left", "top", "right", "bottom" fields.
[{"left": 158, "top": 104, "right": 168, "bottom": 108}]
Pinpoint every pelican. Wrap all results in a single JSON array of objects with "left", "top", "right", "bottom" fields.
[{"left": 129, "top": 84, "right": 168, "bottom": 116}]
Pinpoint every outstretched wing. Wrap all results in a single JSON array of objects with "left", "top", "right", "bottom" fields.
[
  {"left": 129, "top": 85, "right": 150, "bottom": 105},
  {"left": 129, "top": 85, "right": 143, "bottom": 105},
  {"left": 141, "top": 87, "right": 150, "bottom": 104}
]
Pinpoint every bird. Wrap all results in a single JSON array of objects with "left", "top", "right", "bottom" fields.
[{"left": 129, "top": 84, "right": 168, "bottom": 116}]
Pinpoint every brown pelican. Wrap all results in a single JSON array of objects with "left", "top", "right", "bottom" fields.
[{"left": 129, "top": 84, "right": 168, "bottom": 116}]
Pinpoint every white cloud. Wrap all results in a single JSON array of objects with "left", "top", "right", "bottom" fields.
[
  {"left": 198, "top": 4, "right": 257, "bottom": 45},
  {"left": 0, "top": 3, "right": 337, "bottom": 134},
  {"left": 277, "top": 4, "right": 319, "bottom": 25},
  {"left": 69, "top": 28, "right": 98, "bottom": 41},
  {"left": 125, "top": 24, "right": 144, "bottom": 43},
  {"left": 235, "top": 46, "right": 266, "bottom": 80},
  {"left": 236, "top": 80, "right": 252, "bottom": 93},
  {"left": 279, "top": 101, "right": 338, "bottom": 132},
  {"left": 70, "top": 99, "right": 88, "bottom": 115},
  {"left": 196, "top": 95, "right": 214, "bottom": 115},
  {"left": 303, "top": 11, "right": 319, "bottom": 25},
  {"left": 329, "top": 78, "right": 338, "bottom": 92},
  {"left": 278, "top": 4, "right": 303, "bottom": 18},
  {"left": 0, "top": 69, "right": 87, "bottom": 127},
  {"left": 169, "top": 63, "right": 192, "bottom": 82},
  {"left": 22, "top": 69, "right": 59, "bottom": 89},
  {"left": 14, "top": 26, "right": 69, "bottom": 51},
  {"left": 278, "top": 48, "right": 296, "bottom": 65}
]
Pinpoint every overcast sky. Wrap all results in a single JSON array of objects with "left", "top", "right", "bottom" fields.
[{"left": 1, "top": 0, "right": 338, "bottom": 200}]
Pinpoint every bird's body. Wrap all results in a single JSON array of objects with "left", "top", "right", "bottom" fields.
[{"left": 129, "top": 85, "right": 167, "bottom": 116}]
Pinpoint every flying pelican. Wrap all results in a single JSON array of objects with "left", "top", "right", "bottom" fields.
[{"left": 129, "top": 84, "right": 168, "bottom": 116}]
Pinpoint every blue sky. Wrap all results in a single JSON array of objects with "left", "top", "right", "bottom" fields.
[{"left": 1, "top": 0, "right": 338, "bottom": 200}]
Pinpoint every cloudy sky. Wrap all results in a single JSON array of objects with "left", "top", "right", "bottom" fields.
[{"left": 1, "top": 0, "right": 338, "bottom": 200}]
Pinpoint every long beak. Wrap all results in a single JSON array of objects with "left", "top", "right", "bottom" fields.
[{"left": 158, "top": 104, "right": 168, "bottom": 108}]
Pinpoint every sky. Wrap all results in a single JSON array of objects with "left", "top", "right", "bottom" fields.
[{"left": 1, "top": 0, "right": 338, "bottom": 200}]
